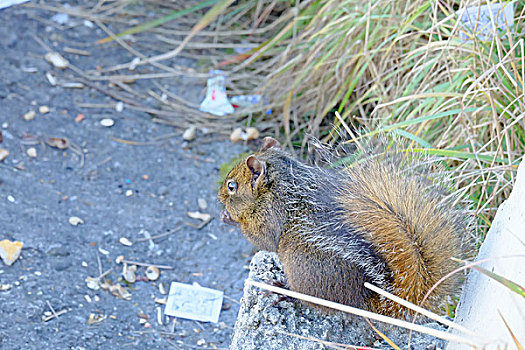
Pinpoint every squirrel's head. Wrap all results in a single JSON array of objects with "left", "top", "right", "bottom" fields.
[{"left": 218, "top": 137, "right": 281, "bottom": 225}]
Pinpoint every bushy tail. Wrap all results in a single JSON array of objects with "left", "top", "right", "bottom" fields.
[{"left": 338, "top": 152, "right": 470, "bottom": 317}]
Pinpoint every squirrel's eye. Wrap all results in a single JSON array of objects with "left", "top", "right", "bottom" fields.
[{"left": 227, "top": 180, "right": 238, "bottom": 194}]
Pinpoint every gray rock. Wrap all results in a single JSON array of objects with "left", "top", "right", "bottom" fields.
[{"left": 231, "top": 251, "right": 447, "bottom": 350}]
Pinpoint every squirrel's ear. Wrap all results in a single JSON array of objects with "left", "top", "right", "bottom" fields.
[
  {"left": 261, "top": 137, "right": 281, "bottom": 151},
  {"left": 246, "top": 155, "right": 265, "bottom": 188}
]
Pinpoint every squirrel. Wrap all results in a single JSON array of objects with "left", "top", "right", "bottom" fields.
[{"left": 218, "top": 136, "right": 470, "bottom": 318}]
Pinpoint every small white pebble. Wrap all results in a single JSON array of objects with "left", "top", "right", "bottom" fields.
[
  {"left": 100, "top": 118, "right": 114, "bottom": 127},
  {"left": 125, "top": 190, "right": 133, "bottom": 197},
  {"left": 98, "top": 248, "right": 109, "bottom": 255},
  {"left": 34, "top": 271, "right": 42, "bottom": 276},
  {"left": 26, "top": 147, "right": 37, "bottom": 158},
  {"left": 115, "top": 102, "right": 124, "bottom": 112},
  {"left": 7, "top": 195, "right": 15, "bottom": 203},
  {"left": 81, "top": 261, "right": 88, "bottom": 267}
]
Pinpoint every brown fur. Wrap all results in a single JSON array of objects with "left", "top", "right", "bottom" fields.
[{"left": 218, "top": 137, "right": 469, "bottom": 318}]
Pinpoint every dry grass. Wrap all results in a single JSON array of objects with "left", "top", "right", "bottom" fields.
[{"left": 33, "top": 0, "right": 524, "bottom": 240}]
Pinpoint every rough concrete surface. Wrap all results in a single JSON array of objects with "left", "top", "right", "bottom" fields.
[
  {"left": 449, "top": 161, "right": 525, "bottom": 350},
  {"left": 231, "top": 251, "right": 448, "bottom": 350}
]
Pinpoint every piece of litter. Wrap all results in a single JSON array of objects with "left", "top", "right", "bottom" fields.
[
  {"left": 208, "top": 233, "right": 218, "bottom": 240},
  {"left": 39, "top": 106, "right": 50, "bottom": 114},
  {"left": 26, "top": 147, "right": 37, "bottom": 158},
  {"left": 125, "top": 190, "right": 133, "bottom": 197},
  {"left": 197, "top": 339, "right": 206, "bottom": 346},
  {"left": 199, "top": 70, "right": 233, "bottom": 116},
  {"left": 458, "top": 2, "right": 515, "bottom": 42},
  {"left": 85, "top": 277, "right": 100, "bottom": 290},
  {"left": 0, "top": 240, "right": 23, "bottom": 266},
  {"left": 230, "top": 95, "right": 261, "bottom": 108},
  {"left": 69, "top": 216, "right": 84, "bottom": 226},
  {"left": 83, "top": 20, "right": 94, "bottom": 28},
  {"left": 182, "top": 126, "right": 196, "bottom": 141},
  {"left": 7, "top": 195, "right": 15, "bottom": 203},
  {"left": 45, "top": 52, "right": 69, "bottom": 69},
  {"left": 84, "top": 295, "right": 92, "bottom": 303},
  {"left": 100, "top": 118, "right": 114, "bottom": 127},
  {"left": 119, "top": 237, "right": 133, "bottom": 246},
  {"left": 165, "top": 282, "right": 224, "bottom": 323},
  {"left": 81, "top": 261, "right": 88, "bottom": 267}
]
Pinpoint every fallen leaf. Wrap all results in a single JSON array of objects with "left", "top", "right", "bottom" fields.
[
  {"left": 0, "top": 240, "right": 23, "bottom": 266},
  {"left": 0, "top": 149, "right": 9, "bottom": 162}
]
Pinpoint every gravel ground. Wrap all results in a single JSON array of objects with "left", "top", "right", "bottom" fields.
[{"left": 0, "top": 2, "right": 254, "bottom": 349}]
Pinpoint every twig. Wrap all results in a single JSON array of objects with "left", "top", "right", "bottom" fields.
[
  {"left": 246, "top": 279, "right": 484, "bottom": 348},
  {"left": 42, "top": 308, "right": 68, "bottom": 322},
  {"left": 364, "top": 282, "right": 476, "bottom": 337},
  {"left": 120, "top": 260, "right": 173, "bottom": 270},
  {"left": 44, "top": 300, "right": 62, "bottom": 324}
]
